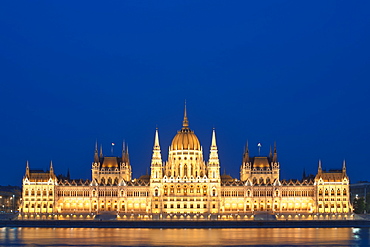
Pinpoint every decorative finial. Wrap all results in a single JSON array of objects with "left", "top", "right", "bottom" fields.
[
  {"left": 182, "top": 100, "right": 189, "bottom": 128},
  {"left": 154, "top": 128, "right": 160, "bottom": 148},
  {"left": 211, "top": 128, "right": 217, "bottom": 147}
]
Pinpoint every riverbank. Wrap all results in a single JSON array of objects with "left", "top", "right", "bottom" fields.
[{"left": 1, "top": 219, "right": 370, "bottom": 228}]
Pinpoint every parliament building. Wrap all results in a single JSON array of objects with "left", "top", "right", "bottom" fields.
[{"left": 20, "top": 108, "right": 352, "bottom": 220}]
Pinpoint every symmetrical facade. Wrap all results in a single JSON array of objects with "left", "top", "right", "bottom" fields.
[{"left": 20, "top": 108, "right": 352, "bottom": 220}]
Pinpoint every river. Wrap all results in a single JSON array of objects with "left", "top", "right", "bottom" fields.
[{"left": 1, "top": 227, "right": 369, "bottom": 246}]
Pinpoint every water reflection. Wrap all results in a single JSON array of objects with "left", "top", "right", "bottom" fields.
[{"left": 0, "top": 227, "right": 369, "bottom": 246}]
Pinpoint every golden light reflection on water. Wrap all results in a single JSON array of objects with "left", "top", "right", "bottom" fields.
[{"left": 0, "top": 227, "right": 369, "bottom": 246}]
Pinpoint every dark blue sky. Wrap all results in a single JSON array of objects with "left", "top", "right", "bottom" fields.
[{"left": 1, "top": 1, "right": 369, "bottom": 186}]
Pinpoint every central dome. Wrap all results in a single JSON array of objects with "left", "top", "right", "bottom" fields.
[{"left": 170, "top": 105, "right": 201, "bottom": 151}]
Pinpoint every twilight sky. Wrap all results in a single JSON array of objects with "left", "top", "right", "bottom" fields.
[{"left": 1, "top": 1, "right": 370, "bottom": 186}]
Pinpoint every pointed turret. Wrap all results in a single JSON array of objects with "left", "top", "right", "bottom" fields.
[
  {"left": 122, "top": 142, "right": 130, "bottom": 165},
  {"left": 209, "top": 128, "right": 219, "bottom": 164},
  {"left": 272, "top": 142, "right": 278, "bottom": 163},
  {"left": 94, "top": 140, "right": 99, "bottom": 162},
  {"left": 318, "top": 159, "right": 322, "bottom": 174},
  {"left": 269, "top": 145, "right": 272, "bottom": 159},
  {"left": 208, "top": 128, "right": 220, "bottom": 180},
  {"left": 242, "top": 141, "right": 250, "bottom": 163},
  {"left": 25, "top": 160, "right": 30, "bottom": 178},
  {"left": 342, "top": 159, "right": 346, "bottom": 173},
  {"left": 49, "top": 160, "right": 54, "bottom": 174},
  {"left": 119, "top": 141, "right": 132, "bottom": 181},
  {"left": 99, "top": 145, "right": 103, "bottom": 158},
  {"left": 151, "top": 128, "right": 162, "bottom": 161},
  {"left": 150, "top": 128, "right": 163, "bottom": 181},
  {"left": 122, "top": 141, "right": 126, "bottom": 159},
  {"left": 67, "top": 168, "right": 71, "bottom": 180}
]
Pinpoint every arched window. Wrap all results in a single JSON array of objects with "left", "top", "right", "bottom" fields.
[
  {"left": 212, "top": 189, "right": 216, "bottom": 196},
  {"left": 184, "top": 164, "right": 187, "bottom": 177},
  {"left": 107, "top": 177, "right": 112, "bottom": 185},
  {"left": 331, "top": 189, "right": 334, "bottom": 196},
  {"left": 252, "top": 178, "right": 257, "bottom": 184},
  {"left": 325, "top": 189, "right": 328, "bottom": 196},
  {"left": 154, "top": 189, "right": 159, "bottom": 197},
  {"left": 343, "top": 189, "right": 347, "bottom": 196},
  {"left": 259, "top": 177, "right": 264, "bottom": 184},
  {"left": 114, "top": 178, "right": 119, "bottom": 185},
  {"left": 101, "top": 178, "right": 106, "bottom": 184},
  {"left": 266, "top": 177, "right": 271, "bottom": 184},
  {"left": 319, "top": 189, "right": 323, "bottom": 196}
]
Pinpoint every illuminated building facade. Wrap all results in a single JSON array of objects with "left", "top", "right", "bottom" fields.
[{"left": 20, "top": 108, "right": 352, "bottom": 220}]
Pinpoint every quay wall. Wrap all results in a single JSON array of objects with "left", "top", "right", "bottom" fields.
[{"left": 1, "top": 219, "right": 369, "bottom": 228}]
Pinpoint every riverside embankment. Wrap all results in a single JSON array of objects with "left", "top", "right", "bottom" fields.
[{"left": 1, "top": 219, "right": 370, "bottom": 228}]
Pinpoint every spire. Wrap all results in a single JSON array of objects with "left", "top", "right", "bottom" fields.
[
  {"left": 122, "top": 140, "right": 126, "bottom": 156},
  {"left": 302, "top": 168, "right": 306, "bottom": 180},
  {"left": 25, "top": 160, "right": 30, "bottom": 177},
  {"left": 94, "top": 140, "right": 99, "bottom": 162},
  {"left": 182, "top": 101, "right": 189, "bottom": 128},
  {"left": 49, "top": 160, "right": 53, "bottom": 172},
  {"left": 211, "top": 128, "right": 217, "bottom": 148},
  {"left": 269, "top": 145, "right": 272, "bottom": 158},
  {"left": 209, "top": 129, "right": 219, "bottom": 164},
  {"left": 243, "top": 140, "right": 250, "bottom": 163},
  {"left": 67, "top": 168, "right": 71, "bottom": 180},
  {"left": 122, "top": 142, "right": 130, "bottom": 164},
  {"left": 150, "top": 128, "right": 162, "bottom": 180},
  {"left": 273, "top": 141, "right": 278, "bottom": 162},
  {"left": 100, "top": 145, "right": 103, "bottom": 158},
  {"left": 154, "top": 128, "right": 160, "bottom": 149},
  {"left": 342, "top": 159, "right": 346, "bottom": 171},
  {"left": 318, "top": 159, "right": 322, "bottom": 173}
]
